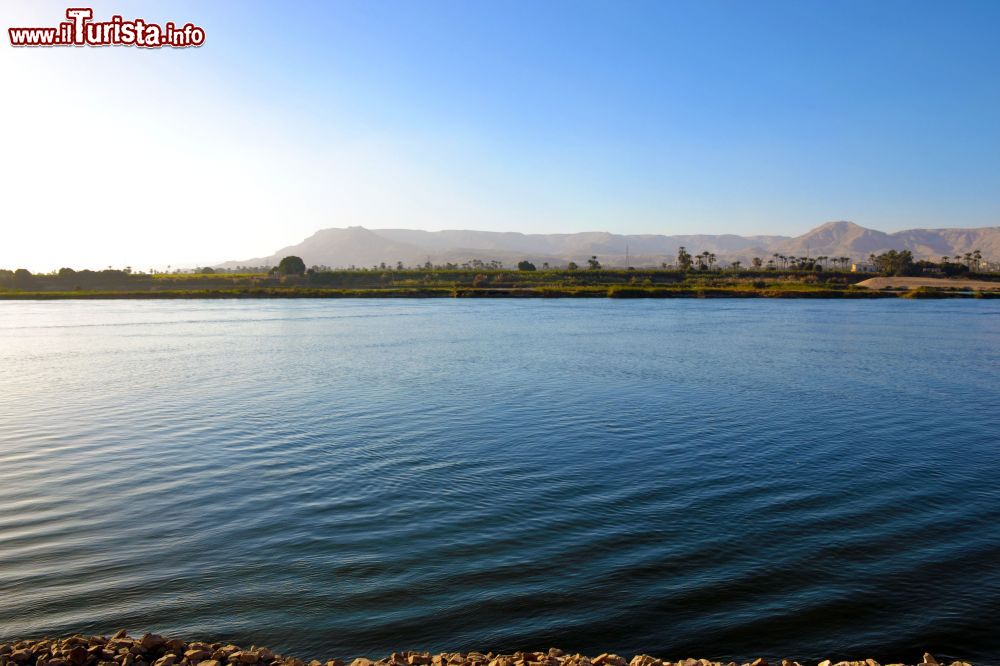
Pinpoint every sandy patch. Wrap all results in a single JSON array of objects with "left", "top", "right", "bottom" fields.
[{"left": 857, "top": 276, "right": 1000, "bottom": 290}]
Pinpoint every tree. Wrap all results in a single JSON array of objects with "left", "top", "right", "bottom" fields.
[
  {"left": 57, "top": 267, "right": 76, "bottom": 278},
  {"left": 587, "top": 256, "right": 601, "bottom": 270},
  {"left": 277, "top": 255, "right": 306, "bottom": 276},
  {"left": 517, "top": 260, "right": 537, "bottom": 271},
  {"left": 566, "top": 261, "right": 578, "bottom": 270},
  {"left": 12, "top": 269, "right": 33, "bottom": 288},
  {"left": 677, "top": 246, "right": 693, "bottom": 270},
  {"left": 873, "top": 250, "right": 915, "bottom": 276},
  {"left": 751, "top": 257, "right": 763, "bottom": 269}
]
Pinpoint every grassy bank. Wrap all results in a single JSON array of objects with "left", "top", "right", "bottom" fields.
[
  {"left": 2, "top": 269, "right": 997, "bottom": 299},
  {"left": 1, "top": 286, "right": 996, "bottom": 299}
]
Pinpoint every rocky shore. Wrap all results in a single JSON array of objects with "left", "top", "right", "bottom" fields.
[{"left": 0, "top": 635, "right": 972, "bottom": 666}]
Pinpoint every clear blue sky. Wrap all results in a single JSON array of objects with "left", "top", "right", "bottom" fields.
[{"left": 3, "top": 0, "right": 999, "bottom": 269}]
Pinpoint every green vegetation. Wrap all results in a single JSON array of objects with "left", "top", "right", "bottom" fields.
[
  {"left": 2, "top": 253, "right": 996, "bottom": 299},
  {"left": 277, "top": 255, "right": 306, "bottom": 276}
]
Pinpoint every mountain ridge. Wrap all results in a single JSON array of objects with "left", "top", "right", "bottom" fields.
[{"left": 221, "top": 222, "right": 1000, "bottom": 268}]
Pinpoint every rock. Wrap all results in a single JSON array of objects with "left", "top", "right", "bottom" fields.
[
  {"left": 325, "top": 661, "right": 344, "bottom": 666},
  {"left": 140, "top": 638, "right": 167, "bottom": 653},
  {"left": 630, "top": 656, "right": 661, "bottom": 666},
  {"left": 197, "top": 660, "right": 221, "bottom": 666},
  {"left": 10, "top": 651, "right": 32, "bottom": 664},
  {"left": 924, "top": 656, "right": 939, "bottom": 666},
  {"left": 350, "top": 660, "right": 376, "bottom": 666},
  {"left": 818, "top": 661, "right": 830, "bottom": 666},
  {"left": 750, "top": 660, "right": 767, "bottom": 666},
  {"left": 184, "top": 652, "right": 211, "bottom": 663},
  {"left": 66, "top": 647, "right": 89, "bottom": 666},
  {"left": 593, "top": 656, "right": 626, "bottom": 666},
  {"left": 112, "top": 634, "right": 128, "bottom": 642},
  {"left": 152, "top": 656, "right": 176, "bottom": 666}
]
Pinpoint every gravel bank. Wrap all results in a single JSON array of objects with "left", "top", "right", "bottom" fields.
[{"left": 0, "top": 634, "right": 973, "bottom": 666}]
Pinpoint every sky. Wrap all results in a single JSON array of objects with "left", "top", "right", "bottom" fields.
[{"left": 2, "top": 0, "right": 999, "bottom": 271}]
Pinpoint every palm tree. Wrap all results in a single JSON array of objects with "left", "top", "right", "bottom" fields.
[{"left": 973, "top": 250, "right": 982, "bottom": 270}]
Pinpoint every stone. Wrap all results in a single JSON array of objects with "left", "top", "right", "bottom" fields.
[
  {"left": 818, "top": 661, "right": 830, "bottom": 666},
  {"left": 10, "top": 652, "right": 32, "bottom": 664},
  {"left": 140, "top": 638, "right": 167, "bottom": 653},
  {"left": 630, "top": 656, "right": 661, "bottom": 666},
  {"left": 197, "top": 660, "right": 221, "bottom": 666},
  {"left": 66, "top": 647, "right": 89, "bottom": 666},
  {"left": 593, "top": 657, "right": 626, "bottom": 666},
  {"left": 324, "top": 661, "right": 344, "bottom": 666},
  {"left": 152, "top": 656, "right": 176, "bottom": 666},
  {"left": 350, "top": 660, "right": 376, "bottom": 666},
  {"left": 184, "top": 652, "right": 211, "bottom": 663},
  {"left": 924, "top": 656, "right": 939, "bottom": 666}
]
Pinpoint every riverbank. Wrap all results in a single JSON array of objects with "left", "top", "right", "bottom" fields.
[
  {"left": 0, "top": 635, "right": 972, "bottom": 666},
  {"left": 855, "top": 277, "right": 1000, "bottom": 291},
  {"left": 0, "top": 286, "right": 997, "bottom": 299},
  {"left": 3, "top": 268, "right": 997, "bottom": 299}
]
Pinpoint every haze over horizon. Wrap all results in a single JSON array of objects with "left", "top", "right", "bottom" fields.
[{"left": 3, "top": 0, "right": 1000, "bottom": 271}]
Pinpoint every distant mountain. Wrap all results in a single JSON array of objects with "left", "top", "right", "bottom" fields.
[
  {"left": 221, "top": 222, "right": 1000, "bottom": 268},
  {"left": 773, "top": 221, "right": 1000, "bottom": 260}
]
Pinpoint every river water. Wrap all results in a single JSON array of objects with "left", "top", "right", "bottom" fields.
[{"left": 1, "top": 299, "right": 997, "bottom": 664}]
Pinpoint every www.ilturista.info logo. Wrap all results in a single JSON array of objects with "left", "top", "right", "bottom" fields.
[{"left": 9, "top": 8, "right": 205, "bottom": 48}]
